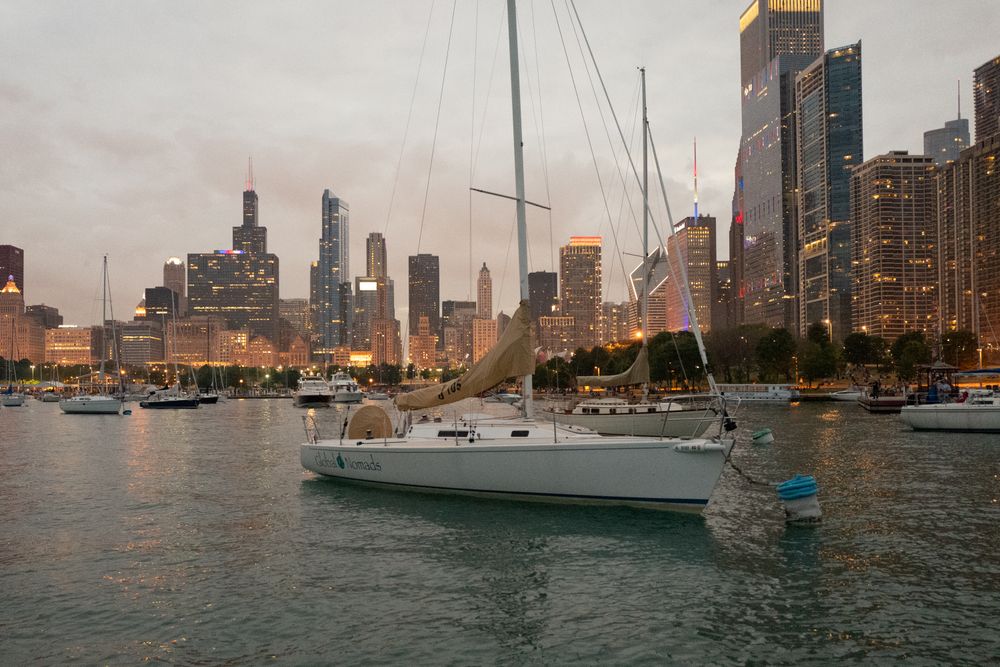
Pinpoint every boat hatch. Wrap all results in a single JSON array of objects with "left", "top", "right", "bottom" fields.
[
  {"left": 437, "top": 430, "right": 470, "bottom": 438},
  {"left": 510, "top": 430, "right": 530, "bottom": 437}
]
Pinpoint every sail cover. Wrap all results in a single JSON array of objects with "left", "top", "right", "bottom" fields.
[
  {"left": 395, "top": 301, "right": 535, "bottom": 412},
  {"left": 576, "top": 345, "right": 649, "bottom": 388}
]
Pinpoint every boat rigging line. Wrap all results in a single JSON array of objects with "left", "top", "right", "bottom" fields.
[
  {"left": 415, "top": 0, "right": 458, "bottom": 253},
  {"left": 383, "top": 0, "right": 436, "bottom": 238},
  {"left": 548, "top": 0, "right": 630, "bottom": 292}
]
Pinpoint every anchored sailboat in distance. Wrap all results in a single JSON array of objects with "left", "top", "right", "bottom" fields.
[
  {"left": 300, "top": 0, "right": 738, "bottom": 512},
  {"left": 548, "top": 84, "right": 720, "bottom": 438},
  {"left": 60, "top": 256, "right": 128, "bottom": 414}
]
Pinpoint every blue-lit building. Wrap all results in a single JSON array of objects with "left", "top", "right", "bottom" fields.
[
  {"left": 795, "top": 41, "right": 863, "bottom": 340},
  {"left": 315, "top": 189, "right": 350, "bottom": 360}
]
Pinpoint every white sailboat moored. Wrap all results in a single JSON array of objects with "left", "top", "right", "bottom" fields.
[{"left": 301, "top": 2, "right": 738, "bottom": 512}]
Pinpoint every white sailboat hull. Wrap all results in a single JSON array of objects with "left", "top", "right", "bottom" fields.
[
  {"left": 301, "top": 436, "right": 732, "bottom": 511},
  {"left": 900, "top": 404, "right": 1000, "bottom": 432},
  {"left": 333, "top": 391, "right": 364, "bottom": 404},
  {"left": 2, "top": 394, "right": 26, "bottom": 407},
  {"left": 59, "top": 396, "right": 122, "bottom": 414},
  {"left": 547, "top": 408, "right": 716, "bottom": 438}
]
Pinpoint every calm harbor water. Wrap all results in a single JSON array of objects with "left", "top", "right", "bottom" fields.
[{"left": 2, "top": 398, "right": 998, "bottom": 664}]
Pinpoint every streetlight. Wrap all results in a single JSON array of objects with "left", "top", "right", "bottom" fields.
[
  {"left": 30, "top": 364, "right": 35, "bottom": 381},
  {"left": 978, "top": 348, "right": 983, "bottom": 369},
  {"left": 823, "top": 318, "right": 832, "bottom": 341}
]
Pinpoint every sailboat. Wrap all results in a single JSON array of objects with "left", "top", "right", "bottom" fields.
[
  {"left": 547, "top": 76, "right": 720, "bottom": 439},
  {"left": 300, "top": 1, "right": 737, "bottom": 512},
  {"left": 140, "top": 291, "right": 199, "bottom": 409},
  {"left": 1, "top": 275, "right": 27, "bottom": 406},
  {"left": 197, "top": 317, "right": 221, "bottom": 403},
  {"left": 60, "top": 256, "right": 128, "bottom": 414}
]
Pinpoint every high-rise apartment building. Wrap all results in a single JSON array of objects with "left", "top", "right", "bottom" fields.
[
  {"left": 366, "top": 232, "right": 387, "bottom": 279},
  {"left": 472, "top": 318, "right": 497, "bottom": 363},
  {"left": 0, "top": 245, "right": 25, "bottom": 296},
  {"left": 974, "top": 55, "right": 1000, "bottom": 142},
  {"left": 528, "top": 271, "right": 558, "bottom": 325},
  {"left": 119, "top": 320, "right": 165, "bottom": 365},
  {"left": 163, "top": 257, "right": 186, "bottom": 315},
  {"left": 795, "top": 41, "right": 863, "bottom": 340},
  {"left": 601, "top": 301, "right": 629, "bottom": 344},
  {"left": 477, "top": 263, "right": 492, "bottom": 320},
  {"left": 0, "top": 276, "right": 44, "bottom": 362},
  {"left": 559, "top": 237, "right": 602, "bottom": 350},
  {"left": 408, "top": 254, "right": 440, "bottom": 339},
  {"left": 441, "top": 300, "right": 476, "bottom": 365},
  {"left": 851, "top": 152, "right": 937, "bottom": 341},
  {"left": 924, "top": 118, "right": 970, "bottom": 167},
  {"left": 936, "top": 134, "right": 1000, "bottom": 351},
  {"left": 316, "top": 189, "right": 350, "bottom": 360},
  {"left": 737, "top": 0, "right": 824, "bottom": 330},
  {"left": 279, "top": 298, "right": 311, "bottom": 340},
  {"left": 666, "top": 216, "right": 718, "bottom": 333}
]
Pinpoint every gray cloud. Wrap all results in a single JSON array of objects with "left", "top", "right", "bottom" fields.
[{"left": 2, "top": 1, "right": 998, "bottom": 325}]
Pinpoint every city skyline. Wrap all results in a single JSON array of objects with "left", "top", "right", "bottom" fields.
[{"left": 3, "top": 2, "right": 998, "bottom": 328}]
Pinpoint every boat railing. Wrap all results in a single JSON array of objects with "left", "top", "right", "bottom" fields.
[
  {"left": 654, "top": 393, "right": 741, "bottom": 439},
  {"left": 302, "top": 414, "right": 321, "bottom": 444}
]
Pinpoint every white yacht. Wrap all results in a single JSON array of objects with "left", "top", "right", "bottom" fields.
[
  {"left": 294, "top": 373, "right": 334, "bottom": 408},
  {"left": 900, "top": 390, "right": 1000, "bottom": 432},
  {"left": 829, "top": 387, "right": 863, "bottom": 401},
  {"left": 331, "top": 372, "right": 363, "bottom": 404},
  {"left": 715, "top": 384, "right": 799, "bottom": 402},
  {"left": 60, "top": 394, "right": 125, "bottom": 414},
  {"left": 302, "top": 39, "right": 737, "bottom": 513},
  {"left": 549, "top": 395, "right": 721, "bottom": 438}
]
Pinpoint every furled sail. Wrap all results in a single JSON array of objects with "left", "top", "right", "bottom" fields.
[
  {"left": 576, "top": 344, "right": 649, "bottom": 388},
  {"left": 395, "top": 301, "right": 535, "bottom": 412}
]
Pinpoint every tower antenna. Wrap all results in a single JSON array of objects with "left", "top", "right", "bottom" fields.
[
  {"left": 693, "top": 137, "right": 699, "bottom": 220},
  {"left": 957, "top": 79, "right": 961, "bottom": 119},
  {"left": 246, "top": 156, "right": 255, "bottom": 191}
]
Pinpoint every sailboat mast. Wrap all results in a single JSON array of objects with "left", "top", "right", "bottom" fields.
[
  {"left": 506, "top": 0, "right": 532, "bottom": 418},
  {"left": 100, "top": 255, "right": 107, "bottom": 392},
  {"left": 640, "top": 67, "right": 649, "bottom": 400}
]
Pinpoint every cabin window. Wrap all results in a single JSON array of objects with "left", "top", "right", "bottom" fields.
[
  {"left": 510, "top": 430, "right": 530, "bottom": 437},
  {"left": 629, "top": 408, "right": 635, "bottom": 414},
  {"left": 648, "top": 408, "right": 656, "bottom": 413},
  {"left": 609, "top": 408, "right": 617, "bottom": 415},
  {"left": 437, "top": 430, "right": 469, "bottom": 437}
]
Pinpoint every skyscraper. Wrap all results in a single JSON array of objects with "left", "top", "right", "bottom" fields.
[
  {"left": 795, "top": 41, "right": 863, "bottom": 340},
  {"left": 187, "top": 177, "right": 279, "bottom": 343},
  {"left": 366, "top": 232, "right": 387, "bottom": 279},
  {"left": 974, "top": 55, "right": 1000, "bottom": 142},
  {"left": 163, "top": 257, "right": 186, "bottom": 315},
  {"left": 232, "top": 164, "right": 267, "bottom": 255},
  {"left": 477, "top": 263, "right": 492, "bottom": 320},
  {"left": 737, "top": 0, "right": 824, "bottom": 330},
  {"left": 666, "top": 216, "right": 718, "bottom": 333},
  {"left": 408, "top": 254, "right": 440, "bottom": 338},
  {"left": 739, "top": 0, "right": 824, "bottom": 89},
  {"left": 316, "top": 189, "right": 350, "bottom": 359},
  {"left": 851, "top": 151, "right": 937, "bottom": 341},
  {"left": 924, "top": 118, "right": 970, "bottom": 167},
  {"left": 187, "top": 251, "right": 279, "bottom": 341},
  {"left": 559, "top": 237, "right": 602, "bottom": 350},
  {"left": 0, "top": 245, "right": 25, "bottom": 296},
  {"left": 936, "top": 133, "right": 1000, "bottom": 352},
  {"left": 528, "top": 271, "right": 558, "bottom": 325}
]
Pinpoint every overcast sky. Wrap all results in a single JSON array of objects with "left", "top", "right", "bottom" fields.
[{"left": 3, "top": 1, "right": 998, "bottom": 326}]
